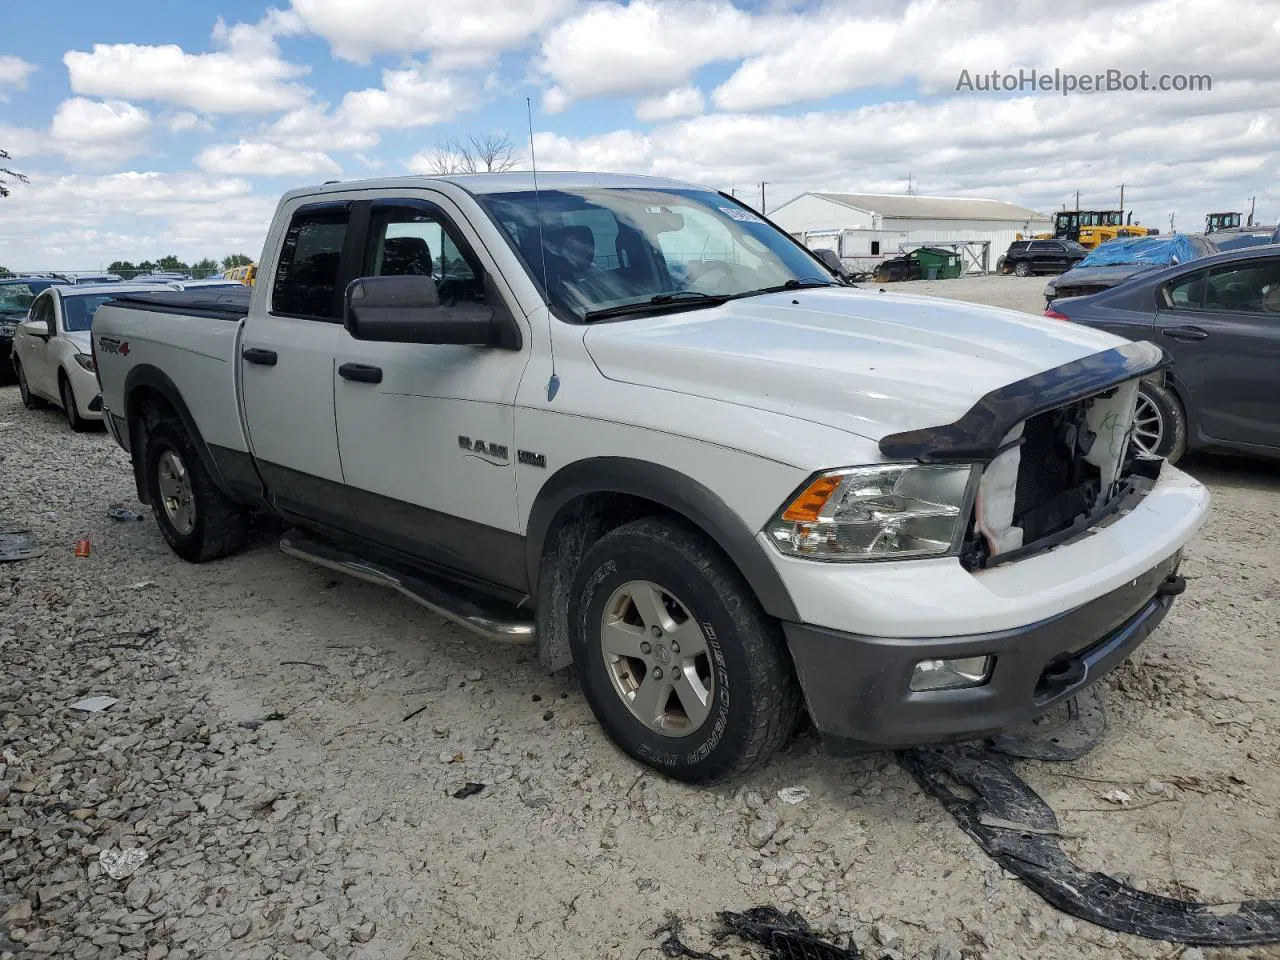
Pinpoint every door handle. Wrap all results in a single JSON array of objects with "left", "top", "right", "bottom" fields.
[
  {"left": 242, "top": 347, "right": 278, "bottom": 366},
  {"left": 1160, "top": 326, "right": 1208, "bottom": 342},
  {"left": 338, "top": 362, "right": 383, "bottom": 384}
]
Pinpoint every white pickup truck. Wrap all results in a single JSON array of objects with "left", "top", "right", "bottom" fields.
[{"left": 92, "top": 172, "right": 1210, "bottom": 783}]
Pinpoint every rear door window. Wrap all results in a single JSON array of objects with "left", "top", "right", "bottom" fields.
[
  {"left": 1164, "top": 270, "right": 1207, "bottom": 309},
  {"left": 271, "top": 204, "right": 352, "bottom": 320}
]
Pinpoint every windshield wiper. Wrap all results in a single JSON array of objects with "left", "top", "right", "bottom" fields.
[
  {"left": 583, "top": 290, "right": 729, "bottom": 323},
  {"left": 731, "top": 278, "right": 836, "bottom": 300}
]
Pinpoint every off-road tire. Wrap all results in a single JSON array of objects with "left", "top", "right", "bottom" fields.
[
  {"left": 1013, "top": 259, "right": 1032, "bottom": 277},
  {"left": 60, "top": 373, "right": 91, "bottom": 432},
  {"left": 1137, "top": 381, "right": 1189, "bottom": 464},
  {"left": 142, "top": 418, "right": 248, "bottom": 562},
  {"left": 569, "top": 517, "right": 801, "bottom": 784},
  {"left": 16, "top": 361, "right": 46, "bottom": 409}
]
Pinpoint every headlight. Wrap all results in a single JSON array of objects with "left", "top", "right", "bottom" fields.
[
  {"left": 1044, "top": 282, "right": 1057, "bottom": 297},
  {"left": 765, "top": 464, "right": 978, "bottom": 561},
  {"left": 74, "top": 353, "right": 96, "bottom": 371}
]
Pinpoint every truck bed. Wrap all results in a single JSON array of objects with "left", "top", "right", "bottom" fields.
[
  {"left": 105, "top": 286, "right": 252, "bottom": 320},
  {"left": 94, "top": 285, "right": 255, "bottom": 460}
]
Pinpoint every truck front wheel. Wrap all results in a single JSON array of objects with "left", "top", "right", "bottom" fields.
[
  {"left": 569, "top": 517, "right": 801, "bottom": 784},
  {"left": 142, "top": 419, "right": 248, "bottom": 562}
]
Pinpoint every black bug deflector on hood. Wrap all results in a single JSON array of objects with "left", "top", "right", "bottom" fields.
[{"left": 879, "top": 341, "right": 1168, "bottom": 463}]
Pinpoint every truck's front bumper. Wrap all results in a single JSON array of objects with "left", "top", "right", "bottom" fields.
[{"left": 783, "top": 550, "right": 1183, "bottom": 750}]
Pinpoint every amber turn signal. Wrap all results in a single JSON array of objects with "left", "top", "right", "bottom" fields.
[{"left": 780, "top": 475, "right": 843, "bottom": 522}]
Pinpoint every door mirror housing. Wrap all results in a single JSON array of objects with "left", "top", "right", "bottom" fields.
[
  {"left": 344, "top": 275, "right": 520, "bottom": 348},
  {"left": 21, "top": 318, "right": 51, "bottom": 339},
  {"left": 811, "top": 247, "right": 846, "bottom": 277}
]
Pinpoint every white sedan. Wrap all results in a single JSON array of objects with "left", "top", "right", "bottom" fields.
[{"left": 11, "top": 283, "right": 159, "bottom": 430}]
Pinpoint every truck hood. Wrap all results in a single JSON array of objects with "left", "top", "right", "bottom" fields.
[{"left": 582, "top": 287, "right": 1124, "bottom": 442}]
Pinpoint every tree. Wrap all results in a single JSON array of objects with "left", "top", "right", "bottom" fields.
[
  {"left": 0, "top": 266, "right": 11, "bottom": 278},
  {"left": 157, "top": 254, "right": 189, "bottom": 273},
  {"left": 192, "top": 257, "right": 219, "bottom": 278},
  {"left": 422, "top": 133, "right": 520, "bottom": 175},
  {"left": 108, "top": 260, "right": 137, "bottom": 276},
  {"left": 1, "top": 149, "right": 27, "bottom": 199},
  {"left": 222, "top": 253, "right": 253, "bottom": 269}
]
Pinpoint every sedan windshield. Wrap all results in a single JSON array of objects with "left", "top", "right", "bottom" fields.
[
  {"left": 0, "top": 283, "right": 38, "bottom": 316},
  {"left": 476, "top": 187, "right": 832, "bottom": 321},
  {"left": 62, "top": 294, "right": 121, "bottom": 332}
]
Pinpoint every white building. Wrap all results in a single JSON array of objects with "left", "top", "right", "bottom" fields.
[{"left": 768, "top": 192, "right": 1053, "bottom": 275}]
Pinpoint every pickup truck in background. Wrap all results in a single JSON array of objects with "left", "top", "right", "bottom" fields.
[{"left": 92, "top": 172, "right": 1210, "bottom": 783}]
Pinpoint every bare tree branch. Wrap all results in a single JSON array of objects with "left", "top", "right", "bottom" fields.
[
  {"left": 467, "top": 132, "right": 520, "bottom": 173},
  {"left": 420, "top": 133, "right": 521, "bottom": 175},
  {"left": 1, "top": 148, "right": 29, "bottom": 199}
]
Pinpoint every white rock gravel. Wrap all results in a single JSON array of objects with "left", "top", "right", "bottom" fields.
[{"left": 2, "top": 299, "right": 1279, "bottom": 960}]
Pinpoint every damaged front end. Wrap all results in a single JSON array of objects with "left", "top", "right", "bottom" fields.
[{"left": 879, "top": 341, "right": 1169, "bottom": 571}]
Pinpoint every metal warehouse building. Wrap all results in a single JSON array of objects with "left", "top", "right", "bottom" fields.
[{"left": 767, "top": 192, "right": 1053, "bottom": 275}]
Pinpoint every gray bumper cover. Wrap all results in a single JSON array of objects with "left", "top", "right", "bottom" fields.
[{"left": 783, "top": 551, "right": 1183, "bottom": 751}]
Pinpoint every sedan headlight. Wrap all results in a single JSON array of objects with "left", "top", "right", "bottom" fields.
[
  {"left": 73, "top": 353, "right": 96, "bottom": 371},
  {"left": 1044, "top": 282, "right": 1057, "bottom": 297},
  {"left": 765, "top": 464, "right": 978, "bottom": 561}
]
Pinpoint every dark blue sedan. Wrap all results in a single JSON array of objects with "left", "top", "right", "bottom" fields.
[{"left": 1046, "top": 246, "right": 1280, "bottom": 463}]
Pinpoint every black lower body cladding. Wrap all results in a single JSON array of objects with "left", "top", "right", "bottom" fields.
[{"left": 783, "top": 551, "right": 1183, "bottom": 751}]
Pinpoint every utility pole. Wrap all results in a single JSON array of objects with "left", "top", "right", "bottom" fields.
[
  {"left": 906, "top": 172, "right": 914, "bottom": 195},
  {"left": 759, "top": 182, "right": 767, "bottom": 214},
  {"left": 1248, "top": 195, "right": 1256, "bottom": 226},
  {"left": 1119, "top": 183, "right": 1124, "bottom": 215},
  {"left": 1169, "top": 212, "right": 1175, "bottom": 234},
  {"left": 1075, "top": 189, "right": 1080, "bottom": 211}
]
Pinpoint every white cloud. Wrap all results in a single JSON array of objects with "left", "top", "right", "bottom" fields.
[
  {"left": 712, "top": 0, "right": 1280, "bottom": 111},
  {"left": 255, "top": 65, "right": 473, "bottom": 154},
  {"left": 166, "top": 112, "right": 214, "bottom": 134},
  {"left": 263, "top": 107, "right": 380, "bottom": 152},
  {"left": 64, "top": 11, "right": 310, "bottom": 113},
  {"left": 0, "top": 171, "right": 274, "bottom": 270},
  {"left": 196, "top": 140, "right": 341, "bottom": 177},
  {"left": 288, "top": 0, "right": 575, "bottom": 63},
  {"left": 537, "top": 1, "right": 783, "bottom": 109},
  {"left": 0, "top": 55, "right": 36, "bottom": 100},
  {"left": 1, "top": 98, "right": 153, "bottom": 167},
  {"left": 636, "top": 86, "right": 705, "bottom": 121},
  {"left": 532, "top": 85, "right": 1280, "bottom": 228}
]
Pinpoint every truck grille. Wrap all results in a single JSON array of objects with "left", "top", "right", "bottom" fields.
[{"left": 1010, "top": 405, "right": 1100, "bottom": 545}]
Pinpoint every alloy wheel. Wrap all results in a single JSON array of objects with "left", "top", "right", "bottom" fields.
[
  {"left": 1132, "top": 392, "right": 1165, "bottom": 456},
  {"left": 599, "top": 579, "right": 715, "bottom": 737},
  {"left": 157, "top": 449, "right": 197, "bottom": 536}
]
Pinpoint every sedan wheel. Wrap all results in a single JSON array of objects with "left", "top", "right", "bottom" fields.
[{"left": 1132, "top": 391, "right": 1165, "bottom": 456}]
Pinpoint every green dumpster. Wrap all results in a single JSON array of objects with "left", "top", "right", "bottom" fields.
[{"left": 913, "top": 246, "right": 963, "bottom": 279}]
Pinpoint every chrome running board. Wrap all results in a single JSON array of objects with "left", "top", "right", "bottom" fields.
[{"left": 279, "top": 528, "right": 535, "bottom": 643}]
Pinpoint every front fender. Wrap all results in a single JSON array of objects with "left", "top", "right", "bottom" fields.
[{"left": 525, "top": 456, "right": 800, "bottom": 623}]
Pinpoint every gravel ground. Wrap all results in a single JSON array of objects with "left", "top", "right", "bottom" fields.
[{"left": 2, "top": 277, "right": 1278, "bottom": 960}]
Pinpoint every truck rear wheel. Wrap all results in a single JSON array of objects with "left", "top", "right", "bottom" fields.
[
  {"left": 569, "top": 517, "right": 801, "bottom": 784},
  {"left": 1014, "top": 260, "right": 1032, "bottom": 277},
  {"left": 143, "top": 419, "right": 248, "bottom": 562}
]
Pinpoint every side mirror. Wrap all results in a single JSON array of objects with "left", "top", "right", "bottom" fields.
[
  {"left": 21, "top": 318, "right": 51, "bottom": 339},
  {"left": 811, "top": 247, "right": 846, "bottom": 277},
  {"left": 344, "top": 275, "right": 496, "bottom": 346}
]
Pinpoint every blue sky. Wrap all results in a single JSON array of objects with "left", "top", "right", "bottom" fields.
[{"left": 2, "top": 0, "right": 1276, "bottom": 269}]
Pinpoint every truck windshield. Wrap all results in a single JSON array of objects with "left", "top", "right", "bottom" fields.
[{"left": 476, "top": 187, "right": 832, "bottom": 322}]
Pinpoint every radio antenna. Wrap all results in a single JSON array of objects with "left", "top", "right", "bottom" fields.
[{"left": 526, "top": 96, "right": 559, "bottom": 402}]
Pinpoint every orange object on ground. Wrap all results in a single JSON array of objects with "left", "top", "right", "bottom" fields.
[{"left": 74, "top": 539, "right": 91, "bottom": 557}]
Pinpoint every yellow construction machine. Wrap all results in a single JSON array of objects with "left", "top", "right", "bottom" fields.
[{"left": 1033, "top": 210, "right": 1158, "bottom": 248}]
